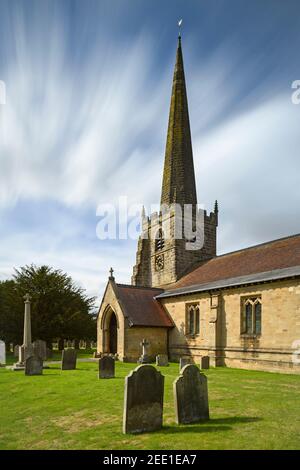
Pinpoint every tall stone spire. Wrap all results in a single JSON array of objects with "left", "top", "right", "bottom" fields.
[{"left": 160, "top": 36, "right": 197, "bottom": 208}]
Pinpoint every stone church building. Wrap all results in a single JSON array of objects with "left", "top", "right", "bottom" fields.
[{"left": 97, "top": 37, "right": 300, "bottom": 374}]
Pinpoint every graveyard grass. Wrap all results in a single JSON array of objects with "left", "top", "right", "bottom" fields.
[{"left": 0, "top": 360, "right": 299, "bottom": 450}]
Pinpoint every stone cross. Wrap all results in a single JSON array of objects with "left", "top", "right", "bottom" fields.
[
  {"left": 138, "top": 339, "right": 150, "bottom": 364},
  {"left": 140, "top": 338, "right": 149, "bottom": 357}
]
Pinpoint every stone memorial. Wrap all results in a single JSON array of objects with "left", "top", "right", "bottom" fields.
[
  {"left": 138, "top": 338, "right": 151, "bottom": 364},
  {"left": 61, "top": 348, "right": 77, "bottom": 370},
  {"left": 13, "top": 294, "right": 33, "bottom": 370},
  {"left": 179, "top": 357, "right": 192, "bottom": 371},
  {"left": 14, "top": 345, "right": 20, "bottom": 357},
  {"left": 33, "top": 339, "right": 47, "bottom": 361},
  {"left": 98, "top": 356, "right": 115, "bottom": 379},
  {"left": 0, "top": 340, "right": 6, "bottom": 365},
  {"left": 200, "top": 356, "right": 210, "bottom": 370},
  {"left": 25, "top": 355, "right": 43, "bottom": 376},
  {"left": 174, "top": 364, "right": 209, "bottom": 424},
  {"left": 156, "top": 354, "right": 169, "bottom": 367},
  {"left": 123, "top": 364, "right": 164, "bottom": 434}
]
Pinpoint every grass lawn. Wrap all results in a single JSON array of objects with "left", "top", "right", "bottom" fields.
[{"left": 0, "top": 361, "right": 299, "bottom": 450}]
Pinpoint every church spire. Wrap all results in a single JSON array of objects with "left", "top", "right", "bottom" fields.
[{"left": 160, "top": 36, "right": 197, "bottom": 208}]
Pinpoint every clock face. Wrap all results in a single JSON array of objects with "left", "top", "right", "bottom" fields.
[{"left": 155, "top": 254, "right": 164, "bottom": 271}]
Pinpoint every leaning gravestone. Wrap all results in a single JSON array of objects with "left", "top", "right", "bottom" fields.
[
  {"left": 14, "top": 345, "right": 20, "bottom": 357},
  {"left": 179, "top": 357, "right": 192, "bottom": 371},
  {"left": 25, "top": 355, "right": 43, "bottom": 376},
  {"left": 123, "top": 364, "right": 164, "bottom": 434},
  {"left": 98, "top": 356, "right": 115, "bottom": 379},
  {"left": 174, "top": 364, "right": 209, "bottom": 424},
  {"left": 0, "top": 340, "right": 6, "bottom": 365},
  {"left": 33, "top": 340, "right": 47, "bottom": 361},
  {"left": 61, "top": 348, "right": 77, "bottom": 370},
  {"left": 200, "top": 356, "right": 210, "bottom": 370},
  {"left": 156, "top": 354, "right": 169, "bottom": 367}
]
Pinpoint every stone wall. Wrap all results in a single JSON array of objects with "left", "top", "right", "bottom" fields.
[
  {"left": 132, "top": 207, "right": 218, "bottom": 289},
  {"left": 123, "top": 327, "right": 168, "bottom": 362},
  {"left": 97, "top": 281, "right": 126, "bottom": 359},
  {"left": 163, "top": 278, "right": 300, "bottom": 373}
]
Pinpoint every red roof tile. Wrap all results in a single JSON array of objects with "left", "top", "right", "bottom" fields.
[
  {"left": 115, "top": 284, "right": 173, "bottom": 327},
  {"left": 170, "top": 233, "right": 300, "bottom": 290}
]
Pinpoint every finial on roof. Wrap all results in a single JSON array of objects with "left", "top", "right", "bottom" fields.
[
  {"left": 109, "top": 267, "right": 115, "bottom": 281},
  {"left": 141, "top": 205, "right": 146, "bottom": 219},
  {"left": 214, "top": 200, "right": 219, "bottom": 226}
]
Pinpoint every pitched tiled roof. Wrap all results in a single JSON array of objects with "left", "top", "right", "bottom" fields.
[
  {"left": 115, "top": 284, "right": 173, "bottom": 327},
  {"left": 157, "top": 266, "right": 300, "bottom": 299},
  {"left": 165, "top": 233, "right": 300, "bottom": 293}
]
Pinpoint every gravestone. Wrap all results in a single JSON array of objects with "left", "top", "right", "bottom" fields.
[
  {"left": 179, "top": 357, "right": 192, "bottom": 371},
  {"left": 156, "top": 354, "right": 169, "bottom": 367},
  {"left": 25, "top": 356, "right": 43, "bottom": 376},
  {"left": 14, "top": 345, "right": 20, "bottom": 357},
  {"left": 98, "top": 356, "right": 115, "bottom": 379},
  {"left": 200, "top": 356, "right": 210, "bottom": 370},
  {"left": 61, "top": 348, "right": 77, "bottom": 370},
  {"left": 174, "top": 364, "right": 209, "bottom": 424},
  {"left": 0, "top": 340, "right": 6, "bottom": 365},
  {"left": 123, "top": 364, "right": 164, "bottom": 434},
  {"left": 138, "top": 338, "right": 151, "bottom": 364},
  {"left": 33, "top": 340, "right": 47, "bottom": 361}
]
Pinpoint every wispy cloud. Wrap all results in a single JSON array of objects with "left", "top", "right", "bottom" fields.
[{"left": 0, "top": 0, "right": 299, "bottom": 299}]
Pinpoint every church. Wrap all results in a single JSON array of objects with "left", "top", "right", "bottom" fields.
[{"left": 97, "top": 36, "right": 300, "bottom": 374}]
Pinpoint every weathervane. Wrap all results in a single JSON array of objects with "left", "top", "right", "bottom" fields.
[{"left": 178, "top": 19, "right": 183, "bottom": 38}]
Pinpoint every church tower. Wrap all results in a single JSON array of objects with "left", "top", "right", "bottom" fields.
[{"left": 132, "top": 36, "right": 218, "bottom": 288}]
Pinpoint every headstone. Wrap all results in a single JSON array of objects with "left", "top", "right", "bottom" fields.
[
  {"left": 33, "top": 340, "right": 47, "bottom": 361},
  {"left": 156, "top": 354, "right": 169, "bottom": 367},
  {"left": 61, "top": 348, "right": 77, "bottom": 370},
  {"left": 25, "top": 355, "right": 43, "bottom": 376},
  {"left": 0, "top": 340, "right": 6, "bottom": 364},
  {"left": 179, "top": 357, "right": 192, "bottom": 371},
  {"left": 138, "top": 338, "right": 151, "bottom": 364},
  {"left": 174, "top": 364, "right": 209, "bottom": 424},
  {"left": 98, "top": 356, "right": 115, "bottom": 379},
  {"left": 123, "top": 364, "right": 164, "bottom": 434},
  {"left": 200, "top": 356, "right": 210, "bottom": 370},
  {"left": 14, "top": 345, "right": 20, "bottom": 357}
]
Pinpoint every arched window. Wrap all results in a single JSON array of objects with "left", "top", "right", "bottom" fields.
[
  {"left": 155, "top": 228, "right": 165, "bottom": 251},
  {"left": 241, "top": 297, "right": 262, "bottom": 335},
  {"left": 186, "top": 304, "right": 200, "bottom": 335}
]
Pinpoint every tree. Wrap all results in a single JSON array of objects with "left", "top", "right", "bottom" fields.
[{"left": 0, "top": 265, "right": 96, "bottom": 347}]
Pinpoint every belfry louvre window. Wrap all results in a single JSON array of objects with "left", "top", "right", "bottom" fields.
[
  {"left": 241, "top": 297, "right": 262, "bottom": 335},
  {"left": 186, "top": 304, "right": 200, "bottom": 335},
  {"left": 155, "top": 229, "right": 165, "bottom": 251}
]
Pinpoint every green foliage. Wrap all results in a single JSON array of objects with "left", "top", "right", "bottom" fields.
[{"left": 0, "top": 264, "right": 96, "bottom": 345}]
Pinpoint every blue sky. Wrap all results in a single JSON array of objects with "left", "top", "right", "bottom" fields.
[{"left": 0, "top": 0, "right": 300, "bottom": 300}]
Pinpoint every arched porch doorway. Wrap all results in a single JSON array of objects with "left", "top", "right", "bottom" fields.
[
  {"left": 108, "top": 312, "right": 117, "bottom": 354},
  {"left": 102, "top": 306, "right": 118, "bottom": 354}
]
